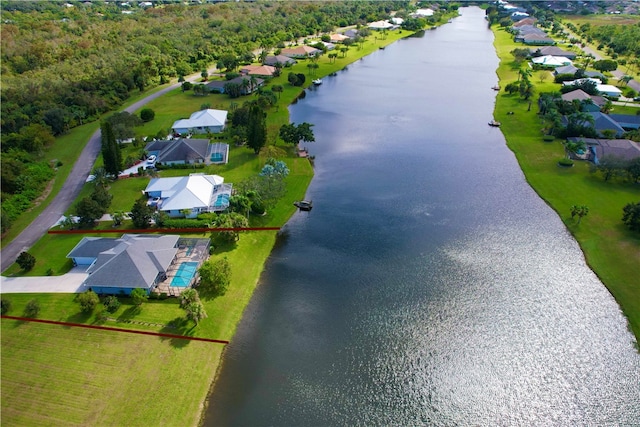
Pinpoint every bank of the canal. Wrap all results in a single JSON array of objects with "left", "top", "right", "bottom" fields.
[{"left": 490, "top": 26, "right": 640, "bottom": 342}]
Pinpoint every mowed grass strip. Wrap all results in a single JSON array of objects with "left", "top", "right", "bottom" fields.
[
  {"left": 1, "top": 319, "right": 221, "bottom": 427},
  {"left": 492, "top": 28, "right": 640, "bottom": 339}
]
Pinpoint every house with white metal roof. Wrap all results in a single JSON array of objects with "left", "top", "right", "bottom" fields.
[
  {"left": 144, "top": 173, "right": 232, "bottom": 217},
  {"left": 172, "top": 109, "right": 228, "bottom": 135}
]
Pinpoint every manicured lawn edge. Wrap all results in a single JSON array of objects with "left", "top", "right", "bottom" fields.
[{"left": 491, "top": 27, "right": 640, "bottom": 343}]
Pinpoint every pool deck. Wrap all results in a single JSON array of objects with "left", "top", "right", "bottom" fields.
[{"left": 155, "top": 243, "right": 208, "bottom": 297}]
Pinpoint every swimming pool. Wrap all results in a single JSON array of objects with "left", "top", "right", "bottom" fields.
[
  {"left": 214, "top": 194, "right": 230, "bottom": 208},
  {"left": 171, "top": 262, "right": 198, "bottom": 287}
]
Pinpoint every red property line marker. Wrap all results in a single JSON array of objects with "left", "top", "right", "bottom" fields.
[
  {"left": 0, "top": 315, "right": 229, "bottom": 345},
  {"left": 48, "top": 227, "right": 280, "bottom": 235}
]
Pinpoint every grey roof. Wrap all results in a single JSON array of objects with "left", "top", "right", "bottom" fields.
[
  {"left": 84, "top": 234, "right": 179, "bottom": 290},
  {"left": 567, "top": 137, "right": 640, "bottom": 162},
  {"left": 533, "top": 46, "right": 577, "bottom": 59},
  {"left": 554, "top": 65, "right": 578, "bottom": 75},
  {"left": 561, "top": 89, "right": 607, "bottom": 108},
  {"left": 609, "top": 114, "right": 640, "bottom": 130},
  {"left": 206, "top": 76, "right": 264, "bottom": 92},
  {"left": 145, "top": 138, "right": 210, "bottom": 163},
  {"left": 263, "top": 55, "right": 296, "bottom": 66},
  {"left": 589, "top": 112, "right": 625, "bottom": 137},
  {"left": 67, "top": 237, "right": 124, "bottom": 259}
]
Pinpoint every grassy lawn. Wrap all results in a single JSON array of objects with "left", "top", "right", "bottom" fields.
[
  {"left": 492, "top": 28, "right": 640, "bottom": 341},
  {"left": 1, "top": 319, "right": 220, "bottom": 427}
]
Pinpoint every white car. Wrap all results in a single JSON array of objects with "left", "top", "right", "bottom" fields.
[{"left": 147, "top": 155, "right": 156, "bottom": 163}]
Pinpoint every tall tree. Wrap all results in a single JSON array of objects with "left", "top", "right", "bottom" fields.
[
  {"left": 100, "top": 121, "right": 122, "bottom": 176},
  {"left": 246, "top": 104, "right": 267, "bottom": 154},
  {"left": 130, "top": 197, "right": 154, "bottom": 229}
]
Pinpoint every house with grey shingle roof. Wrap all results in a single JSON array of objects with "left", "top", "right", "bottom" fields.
[
  {"left": 263, "top": 55, "right": 296, "bottom": 67},
  {"left": 144, "top": 138, "right": 228, "bottom": 166},
  {"left": 563, "top": 112, "right": 625, "bottom": 138},
  {"left": 568, "top": 137, "right": 640, "bottom": 164},
  {"left": 608, "top": 114, "right": 640, "bottom": 130},
  {"left": 67, "top": 234, "right": 180, "bottom": 295}
]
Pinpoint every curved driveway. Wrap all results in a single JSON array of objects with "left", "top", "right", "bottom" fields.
[{"left": 1, "top": 73, "right": 209, "bottom": 273}]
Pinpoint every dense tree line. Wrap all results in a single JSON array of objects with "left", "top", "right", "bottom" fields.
[{"left": 1, "top": 0, "right": 408, "bottom": 137}]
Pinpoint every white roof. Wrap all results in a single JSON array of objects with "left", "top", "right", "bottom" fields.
[
  {"left": 368, "top": 20, "right": 394, "bottom": 30},
  {"left": 596, "top": 84, "right": 622, "bottom": 94},
  {"left": 172, "top": 109, "right": 228, "bottom": 130},
  {"left": 414, "top": 8, "right": 434, "bottom": 16},
  {"left": 145, "top": 174, "right": 224, "bottom": 211},
  {"left": 531, "top": 55, "right": 572, "bottom": 67}
]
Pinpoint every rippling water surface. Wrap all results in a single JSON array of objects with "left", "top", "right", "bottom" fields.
[{"left": 205, "top": 7, "right": 640, "bottom": 426}]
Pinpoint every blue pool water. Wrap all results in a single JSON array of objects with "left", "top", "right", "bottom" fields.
[
  {"left": 214, "top": 194, "right": 229, "bottom": 208},
  {"left": 211, "top": 153, "right": 224, "bottom": 162},
  {"left": 171, "top": 262, "right": 198, "bottom": 287}
]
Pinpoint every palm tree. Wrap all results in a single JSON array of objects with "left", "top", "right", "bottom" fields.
[
  {"left": 570, "top": 205, "right": 589, "bottom": 224},
  {"left": 92, "top": 166, "right": 110, "bottom": 188},
  {"left": 619, "top": 75, "right": 633, "bottom": 87},
  {"left": 563, "top": 139, "right": 586, "bottom": 159}
]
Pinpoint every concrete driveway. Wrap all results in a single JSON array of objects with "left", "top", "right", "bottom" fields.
[{"left": 1, "top": 267, "right": 89, "bottom": 294}]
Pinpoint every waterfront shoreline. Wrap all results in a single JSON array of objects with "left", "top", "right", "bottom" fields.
[{"left": 490, "top": 27, "right": 640, "bottom": 343}]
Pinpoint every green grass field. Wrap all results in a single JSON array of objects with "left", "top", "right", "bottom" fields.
[
  {"left": 1, "top": 319, "right": 221, "bottom": 427},
  {"left": 492, "top": 28, "right": 640, "bottom": 340}
]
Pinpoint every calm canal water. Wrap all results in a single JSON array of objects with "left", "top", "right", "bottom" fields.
[{"left": 206, "top": 7, "right": 640, "bottom": 426}]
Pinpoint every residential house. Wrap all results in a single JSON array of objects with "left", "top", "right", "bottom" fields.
[
  {"left": 412, "top": 8, "right": 434, "bottom": 17},
  {"left": 280, "top": 46, "right": 321, "bottom": 58},
  {"left": 263, "top": 55, "right": 296, "bottom": 67},
  {"left": 521, "top": 33, "right": 555, "bottom": 45},
  {"left": 532, "top": 46, "right": 577, "bottom": 59},
  {"left": 240, "top": 64, "right": 277, "bottom": 78},
  {"left": 561, "top": 89, "right": 607, "bottom": 112},
  {"left": 586, "top": 112, "right": 625, "bottom": 137},
  {"left": 206, "top": 76, "right": 264, "bottom": 95},
  {"left": 531, "top": 55, "right": 571, "bottom": 68},
  {"left": 144, "top": 139, "right": 229, "bottom": 166},
  {"left": 513, "top": 17, "right": 537, "bottom": 27},
  {"left": 554, "top": 64, "right": 579, "bottom": 76},
  {"left": 608, "top": 114, "right": 640, "bottom": 130},
  {"left": 568, "top": 137, "right": 640, "bottom": 164},
  {"left": 144, "top": 173, "right": 232, "bottom": 217},
  {"left": 172, "top": 109, "right": 228, "bottom": 135},
  {"left": 330, "top": 33, "right": 349, "bottom": 43},
  {"left": 596, "top": 84, "right": 623, "bottom": 98},
  {"left": 67, "top": 234, "right": 180, "bottom": 295},
  {"left": 367, "top": 20, "right": 395, "bottom": 30},
  {"left": 344, "top": 29, "right": 359, "bottom": 39}
]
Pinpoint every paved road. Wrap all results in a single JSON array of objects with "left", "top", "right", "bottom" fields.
[{"left": 0, "top": 71, "right": 212, "bottom": 273}]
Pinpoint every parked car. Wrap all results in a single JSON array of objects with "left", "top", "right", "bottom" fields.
[{"left": 147, "top": 155, "right": 156, "bottom": 163}]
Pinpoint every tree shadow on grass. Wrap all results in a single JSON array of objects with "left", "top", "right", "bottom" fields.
[
  {"left": 117, "top": 305, "right": 142, "bottom": 323},
  {"left": 159, "top": 316, "right": 194, "bottom": 349},
  {"left": 65, "top": 311, "right": 92, "bottom": 325}
]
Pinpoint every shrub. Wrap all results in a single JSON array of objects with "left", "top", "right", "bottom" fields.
[
  {"left": 77, "top": 290, "right": 100, "bottom": 313},
  {"left": 130, "top": 288, "right": 148, "bottom": 306},
  {"left": 140, "top": 108, "right": 155, "bottom": 122},
  {"left": 103, "top": 295, "right": 121, "bottom": 313},
  {"left": 24, "top": 299, "right": 40, "bottom": 318},
  {"left": 159, "top": 293, "right": 168, "bottom": 300},
  {"left": 161, "top": 218, "right": 209, "bottom": 229},
  {"left": 543, "top": 135, "right": 555, "bottom": 142},
  {"left": 46, "top": 268, "right": 54, "bottom": 276},
  {"left": 16, "top": 251, "right": 36, "bottom": 271},
  {"left": 622, "top": 201, "right": 640, "bottom": 232},
  {"left": 558, "top": 158, "right": 574, "bottom": 167},
  {"left": 1, "top": 298, "right": 12, "bottom": 315}
]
